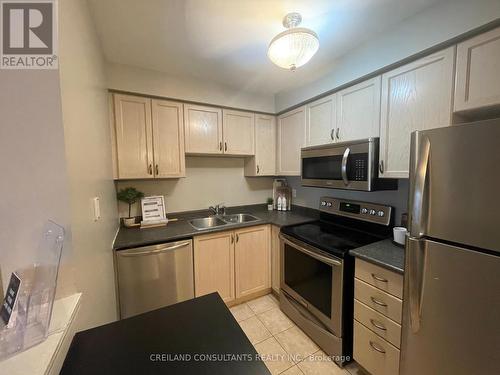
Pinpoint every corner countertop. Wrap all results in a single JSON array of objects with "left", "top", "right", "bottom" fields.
[
  {"left": 60, "top": 293, "right": 270, "bottom": 375},
  {"left": 349, "top": 239, "right": 405, "bottom": 274},
  {"left": 113, "top": 204, "right": 319, "bottom": 250}
]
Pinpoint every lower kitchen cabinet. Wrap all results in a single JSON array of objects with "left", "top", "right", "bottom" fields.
[
  {"left": 234, "top": 225, "right": 271, "bottom": 298},
  {"left": 353, "top": 259, "right": 403, "bottom": 375},
  {"left": 194, "top": 231, "right": 235, "bottom": 303},
  {"left": 270, "top": 225, "right": 280, "bottom": 294},
  {"left": 193, "top": 225, "right": 271, "bottom": 304}
]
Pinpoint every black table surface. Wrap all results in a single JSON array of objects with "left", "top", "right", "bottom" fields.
[{"left": 61, "top": 293, "right": 270, "bottom": 375}]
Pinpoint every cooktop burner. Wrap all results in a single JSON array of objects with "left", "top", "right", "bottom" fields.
[{"left": 281, "top": 220, "right": 384, "bottom": 258}]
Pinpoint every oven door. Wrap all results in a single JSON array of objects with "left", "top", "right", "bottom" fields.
[
  {"left": 301, "top": 140, "right": 374, "bottom": 190},
  {"left": 280, "top": 233, "right": 343, "bottom": 336}
]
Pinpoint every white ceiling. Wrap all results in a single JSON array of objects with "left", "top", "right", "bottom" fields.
[{"left": 88, "top": 0, "right": 445, "bottom": 95}]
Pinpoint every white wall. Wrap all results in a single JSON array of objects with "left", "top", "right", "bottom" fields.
[
  {"left": 116, "top": 157, "right": 273, "bottom": 216},
  {"left": 0, "top": 70, "right": 75, "bottom": 297},
  {"left": 287, "top": 177, "right": 409, "bottom": 226},
  {"left": 59, "top": 0, "right": 119, "bottom": 330},
  {"left": 106, "top": 62, "right": 275, "bottom": 113},
  {"left": 276, "top": 0, "right": 500, "bottom": 112}
]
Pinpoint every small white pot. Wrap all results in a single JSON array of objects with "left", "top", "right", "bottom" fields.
[
  {"left": 123, "top": 217, "right": 136, "bottom": 227},
  {"left": 267, "top": 204, "right": 273, "bottom": 211}
]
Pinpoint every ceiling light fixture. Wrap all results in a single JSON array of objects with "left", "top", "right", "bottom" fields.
[{"left": 268, "top": 12, "right": 319, "bottom": 71}]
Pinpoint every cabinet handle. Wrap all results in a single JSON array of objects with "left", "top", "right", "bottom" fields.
[
  {"left": 219, "top": 141, "right": 222, "bottom": 151},
  {"left": 148, "top": 164, "right": 153, "bottom": 175},
  {"left": 330, "top": 128, "right": 335, "bottom": 141},
  {"left": 371, "top": 296, "right": 388, "bottom": 307},
  {"left": 257, "top": 165, "right": 260, "bottom": 174},
  {"left": 369, "top": 341, "right": 386, "bottom": 354},
  {"left": 336, "top": 128, "right": 340, "bottom": 140},
  {"left": 231, "top": 234, "right": 234, "bottom": 243},
  {"left": 370, "top": 319, "right": 387, "bottom": 331},
  {"left": 224, "top": 142, "right": 227, "bottom": 151},
  {"left": 236, "top": 233, "right": 239, "bottom": 242},
  {"left": 371, "top": 273, "right": 388, "bottom": 282},
  {"left": 155, "top": 164, "right": 159, "bottom": 175},
  {"left": 379, "top": 160, "right": 384, "bottom": 174}
]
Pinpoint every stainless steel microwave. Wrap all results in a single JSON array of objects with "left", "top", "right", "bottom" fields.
[{"left": 301, "top": 138, "right": 397, "bottom": 191}]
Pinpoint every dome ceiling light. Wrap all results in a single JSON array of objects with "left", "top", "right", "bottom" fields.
[{"left": 268, "top": 12, "right": 319, "bottom": 71}]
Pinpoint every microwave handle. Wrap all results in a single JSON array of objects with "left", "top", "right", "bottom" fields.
[{"left": 341, "top": 147, "right": 350, "bottom": 186}]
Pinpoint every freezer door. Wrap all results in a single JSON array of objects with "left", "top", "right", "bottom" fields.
[
  {"left": 116, "top": 240, "right": 194, "bottom": 319},
  {"left": 408, "top": 119, "right": 500, "bottom": 253},
  {"left": 401, "top": 237, "right": 500, "bottom": 375}
]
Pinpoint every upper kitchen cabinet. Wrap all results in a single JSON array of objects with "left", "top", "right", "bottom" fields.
[
  {"left": 379, "top": 47, "right": 455, "bottom": 178},
  {"left": 112, "top": 94, "right": 153, "bottom": 179},
  {"left": 222, "top": 109, "right": 255, "bottom": 155},
  {"left": 244, "top": 114, "right": 276, "bottom": 176},
  {"left": 111, "top": 94, "right": 185, "bottom": 179},
  {"left": 454, "top": 27, "right": 500, "bottom": 113},
  {"left": 151, "top": 99, "right": 185, "bottom": 178},
  {"left": 305, "top": 94, "right": 336, "bottom": 146},
  {"left": 277, "top": 106, "right": 306, "bottom": 175},
  {"left": 336, "top": 76, "right": 381, "bottom": 142},
  {"left": 184, "top": 104, "right": 223, "bottom": 154}
]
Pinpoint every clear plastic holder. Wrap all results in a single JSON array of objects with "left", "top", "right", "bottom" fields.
[{"left": 0, "top": 221, "right": 64, "bottom": 361}]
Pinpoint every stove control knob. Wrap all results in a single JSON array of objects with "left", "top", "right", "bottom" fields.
[
  {"left": 321, "top": 201, "right": 327, "bottom": 206},
  {"left": 377, "top": 210, "right": 385, "bottom": 217},
  {"left": 326, "top": 202, "right": 332, "bottom": 207},
  {"left": 369, "top": 209, "right": 376, "bottom": 215},
  {"left": 361, "top": 208, "right": 368, "bottom": 214}
]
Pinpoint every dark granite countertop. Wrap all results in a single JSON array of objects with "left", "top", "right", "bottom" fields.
[
  {"left": 113, "top": 204, "right": 319, "bottom": 250},
  {"left": 61, "top": 293, "right": 270, "bottom": 375},
  {"left": 349, "top": 239, "right": 405, "bottom": 274}
]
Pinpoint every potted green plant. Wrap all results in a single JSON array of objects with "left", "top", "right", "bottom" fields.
[
  {"left": 117, "top": 187, "right": 145, "bottom": 227},
  {"left": 267, "top": 197, "right": 274, "bottom": 211}
]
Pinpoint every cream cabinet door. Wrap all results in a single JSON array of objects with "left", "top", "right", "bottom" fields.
[
  {"left": 244, "top": 114, "right": 276, "bottom": 176},
  {"left": 379, "top": 47, "right": 454, "bottom": 178},
  {"left": 194, "top": 231, "right": 235, "bottom": 303},
  {"left": 222, "top": 109, "right": 255, "bottom": 155},
  {"left": 151, "top": 99, "right": 185, "bottom": 178},
  {"left": 234, "top": 225, "right": 271, "bottom": 298},
  {"left": 455, "top": 27, "right": 500, "bottom": 112},
  {"left": 270, "top": 225, "right": 280, "bottom": 294},
  {"left": 184, "top": 104, "right": 223, "bottom": 154},
  {"left": 113, "top": 94, "right": 153, "bottom": 179},
  {"left": 277, "top": 106, "right": 306, "bottom": 175},
  {"left": 305, "top": 94, "right": 336, "bottom": 146},
  {"left": 337, "top": 77, "right": 381, "bottom": 142}
]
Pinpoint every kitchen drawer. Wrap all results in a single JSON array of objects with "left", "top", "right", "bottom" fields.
[
  {"left": 354, "top": 320, "right": 400, "bottom": 375},
  {"left": 355, "top": 278, "right": 402, "bottom": 323},
  {"left": 354, "top": 299, "right": 401, "bottom": 348},
  {"left": 355, "top": 259, "right": 403, "bottom": 298}
]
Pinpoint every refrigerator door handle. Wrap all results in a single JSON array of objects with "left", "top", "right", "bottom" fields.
[
  {"left": 407, "top": 237, "right": 428, "bottom": 333},
  {"left": 410, "top": 134, "right": 430, "bottom": 237}
]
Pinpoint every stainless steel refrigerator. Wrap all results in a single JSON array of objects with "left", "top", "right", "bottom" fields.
[{"left": 401, "top": 119, "right": 500, "bottom": 375}]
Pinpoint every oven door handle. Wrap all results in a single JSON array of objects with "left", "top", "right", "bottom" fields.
[
  {"left": 341, "top": 147, "right": 350, "bottom": 186},
  {"left": 279, "top": 234, "right": 342, "bottom": 267}
]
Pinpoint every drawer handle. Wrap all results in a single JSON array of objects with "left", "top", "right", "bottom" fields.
[
  {"left": 369, "top": 340, "right": 386, "bottom": 354},
  {"left": 371, "top": 273, "right": 388, "bottom": 282},
  {"left": 371, "top": 296, "right": 388, "bottom": 307},
  {"left": 370, "top": 319, "right": 387, "bottom": 331}
]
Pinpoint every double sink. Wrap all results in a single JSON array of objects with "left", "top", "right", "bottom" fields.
[{"left": 189, "top": 213, "right": 260, "bottom": 230}]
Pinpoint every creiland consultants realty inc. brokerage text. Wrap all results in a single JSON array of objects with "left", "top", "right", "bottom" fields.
[{"left": 1, "top": 0, "right": 58, "bottom": 69}]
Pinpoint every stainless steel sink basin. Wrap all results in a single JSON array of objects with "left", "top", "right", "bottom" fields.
[
  {"left": 221, "top": 214, "right": 260, "bottom": 224},
  {"left": 189, "top": 217, "right": 227, "bottom": 230}
]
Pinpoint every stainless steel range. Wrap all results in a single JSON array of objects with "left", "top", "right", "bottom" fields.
[{"left": 279, "top": 197, "right": 393, "bottom": 366}]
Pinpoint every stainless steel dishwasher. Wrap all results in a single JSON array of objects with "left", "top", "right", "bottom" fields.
[{"left": 115, "top": 239, "right": 194, "bottom": 319}]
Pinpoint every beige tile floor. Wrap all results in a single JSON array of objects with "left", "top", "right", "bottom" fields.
[{"left": 230, "top": 293, "right": 368, "bottom": 375}]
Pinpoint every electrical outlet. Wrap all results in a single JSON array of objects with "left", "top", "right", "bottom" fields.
[{"left": 292, "top": 189, "right": 297, "bottom": 198}]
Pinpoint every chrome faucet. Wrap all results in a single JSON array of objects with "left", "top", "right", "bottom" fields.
[{"left": 209, "top": 203, "right": 226, "bottom": 216}]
